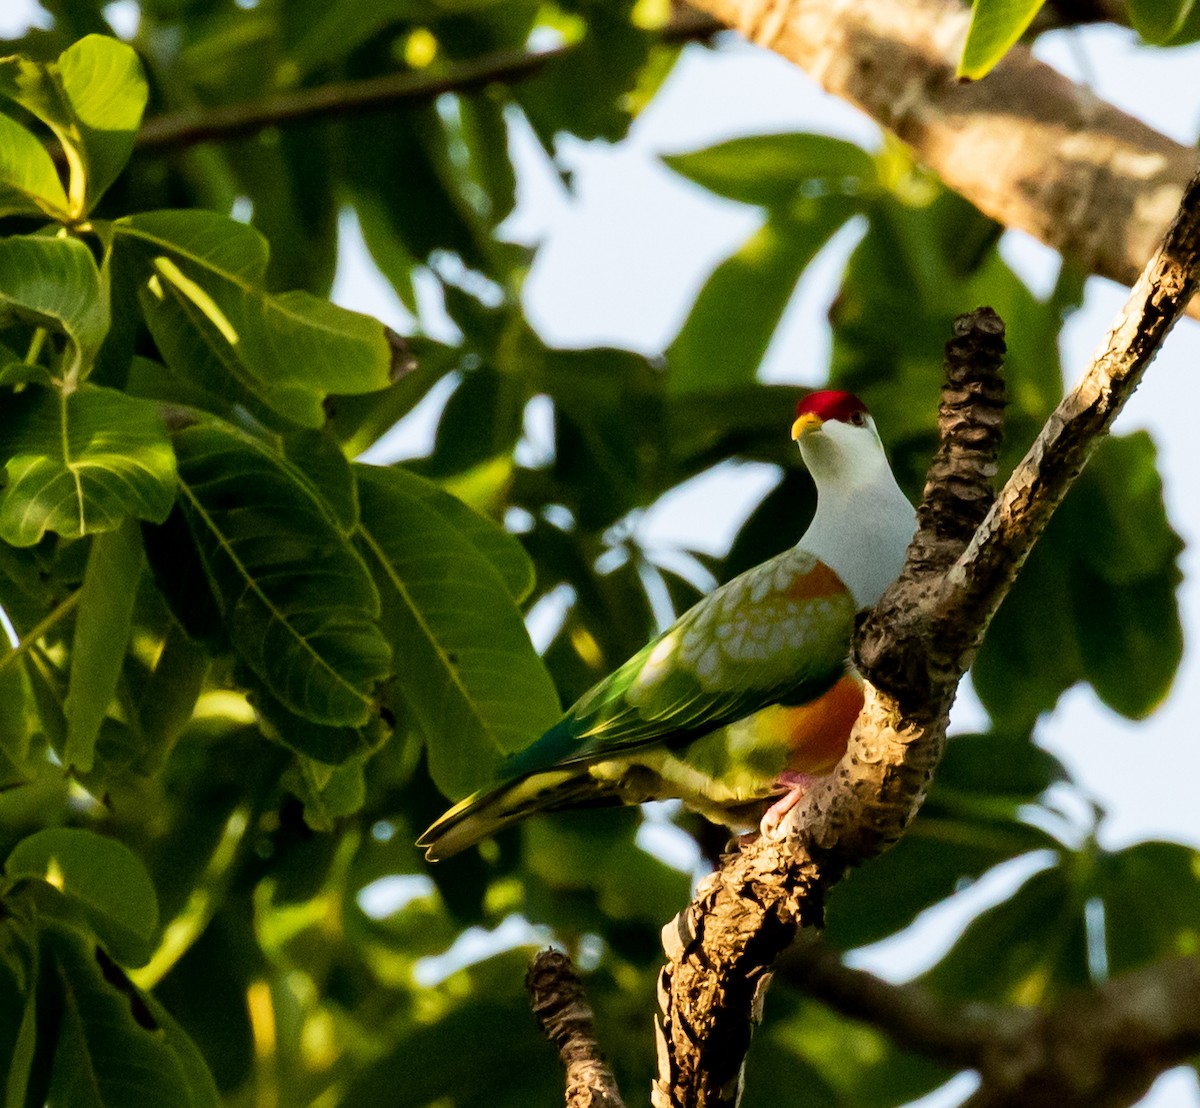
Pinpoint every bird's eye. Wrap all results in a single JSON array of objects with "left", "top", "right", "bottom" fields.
[{"left": 849, "top": 410, "right": 866, "bottom": 426}]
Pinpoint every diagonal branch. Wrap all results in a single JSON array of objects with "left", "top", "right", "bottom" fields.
[{"left": 653, "top": 164, "right": 1200, "bottom": 1108}]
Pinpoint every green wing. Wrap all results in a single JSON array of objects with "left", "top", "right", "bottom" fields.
[{"left": 505, "top": 546, "right": 856, "bottom": 777}]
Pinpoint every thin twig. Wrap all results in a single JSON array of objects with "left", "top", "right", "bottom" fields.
[
  {"left": 0, "top": 590, "right": 81, "bottom": 675},
  {"left": 527, "top": 950, "right": 625, "bottom": 1108}
]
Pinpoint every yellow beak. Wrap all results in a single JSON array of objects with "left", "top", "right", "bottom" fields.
[{"left": 791, "top": 412, "right": 823, "bottom": 440}]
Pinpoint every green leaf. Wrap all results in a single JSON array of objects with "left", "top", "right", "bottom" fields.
[
  {"left": 0, "top": 111, "right": 71, "bottom": 219},
  {"left": 355, "top": 464, "right": 561, "bottom": 798},
  {"left": 667, "top": 198, "right": 858, "bottom": 395},
  {"left": 920, "top": 862, "right": 1089, "bottom": 1005},
  {"left": 975, "top": 433, "right": 1183, "bottom": 727},
  {"left": 0, "top": 910, "right": 39, "bottom": 1108},
  {"left": 392, "top": 468, "right": 536, "bottom": 603},
  {"left": 0, "top": 233, "right": 109, "bottom": 382},
  {"left": 40, "top": 922, "right": 218, "bottom": 1105},
  {"left": 0, "top": 384, "right": 177, "bottom": 546},
  {"left": 6, "top": 829, "right": 159, "bottom": 967},
  {"left": 283, "top": 754, "right": 368, "bottom": 831},
  {"left": 115, "top": 210, "right": 393, "bottom": 427},
  {"left": 0, "top": 661, "right": 35, "bottom": 787},
  {"left": 63, "top": 524, "right": 142, "bottom": 772},
  {"left": 958, "top": 0, "right": 1047, "bottom": 80},
  {"left": 173, "top": 419, "right": 392, "bottom": 727},
  {"left": 1129, "top": 0, "right": 1198, "bottom": 42},
  {"left": 1073, "top": 564, "right": 1182, "bottom": 719},
  {"left": 1098, "top": 841, "right": 1200, "bottom": 973},
  {"left": 663, "top": 133, "right": 875, "bottom": 209},
  {"left": 0, "top": 35, "right": 147, "bottom": 216}
]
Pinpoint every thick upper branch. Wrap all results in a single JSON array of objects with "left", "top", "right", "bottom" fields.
[{"left": 684, "top": 0, "right": 1200, "bottom": 317}]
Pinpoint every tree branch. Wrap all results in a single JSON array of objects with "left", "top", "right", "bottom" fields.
[
  {"left": 527, "top": 950, "right": 626, "bottom": 1108},
  {"left": 776, "top": 935, "right": 1200, "bottom": 1108},
  {"left": 653, "top": 165, "right": 1200, "bottom": 1107},
  {"left": 133, "top": 13, "right": 722, "bottom": 153},
  {"left": 683, "top": 0, "right": 1200, "bottom": 318}
]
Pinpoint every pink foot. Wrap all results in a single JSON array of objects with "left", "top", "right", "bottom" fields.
[{"left": 759, "top": 772, "right": 820, "bottom": 839}]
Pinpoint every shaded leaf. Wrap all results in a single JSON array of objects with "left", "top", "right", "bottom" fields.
[
  {"left": 355, "top": 464, "right": 560, "bottom": 798},
  {"left": 63, "top": 524, "right": 141, "bottom": 772},
  {"left": 173, "top": 420, "right": 391, "bottom": 727},
  {"left": 1129, "top": 0, "right": 1198, "bottom": 42},
  {"left": 663, "top": 132, "right": 875, "bottom": 209},
  {"left": 1099, "top": 841, "right": 1200, "bottom": 973},
  {"left": 0, "top": 661, "right": 35, "bottom": 787},
  {"left": 920, "top": 862, "right": 1089, "bottom": 1005},
  {"left": 0, "top": 233, "right": 108, "bottom": 382},
  {"left": 41, "top": 922, "right": 219, "bottom": 1106},
  {"left": 7, "top": 829, "right": 159, "bottom": 967},
  {"left": 0, "top": 384, "right": 176, "bottom": 546}
]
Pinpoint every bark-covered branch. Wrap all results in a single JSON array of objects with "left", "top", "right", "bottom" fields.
[
  {"left": 653, "top": 167, "right": 1200, "bottom": 1108},
  {"left": 777, "top": 935, "right": 1200, "bottom": 1108},
  {"left": 133, "top": 12, "right": 721, "bottom": 152},
  {"left": 684, "top": 0, "right": 1200, "bottom": 318},
  {"left": 527, "top": 950, "right": 626, "bottom": 1108}
]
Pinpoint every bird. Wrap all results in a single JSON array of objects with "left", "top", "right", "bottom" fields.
[{"left": 419, "top": 390, "right": 916, "bottom": 861}]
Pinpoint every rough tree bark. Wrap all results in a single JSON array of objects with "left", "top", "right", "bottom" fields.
[{"left": 683, "top": 0, "right": 1200, "bottom": 317}]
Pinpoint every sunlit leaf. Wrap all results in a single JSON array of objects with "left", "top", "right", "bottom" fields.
[
  {"left": 0, "top": 384, "right": 176, "bottom": 546},
  {"left": 116, "top": 210, "right": 393, "bottom": 427},
  {"left": 667, "top": 198, "right": 858, "bottom": 395},
  {"left": 0, "top": 35, "right": 147, "bottom": 216},
  {"left": 958, "top": 0, "right": 1047, "bottom": 80},
  {"left": 0, "top": 111, "right": 70, "bottom": 219},
  {"left": 173, "top": 420, "right": 392, "bottom": 727}
]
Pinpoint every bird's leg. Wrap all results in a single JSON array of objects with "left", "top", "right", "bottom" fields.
[{"left": 759, "top": 771, "right": 821, "bottom": 838}]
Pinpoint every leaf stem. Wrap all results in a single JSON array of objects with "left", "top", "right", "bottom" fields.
[
  {"left": 24, "top": 327, "right": 47, "bottom": 366},
  {"left": 0, "top": 590, "right": 81, "bottom": 676}
]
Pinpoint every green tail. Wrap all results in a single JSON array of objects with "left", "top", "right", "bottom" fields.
[{"left": 418, "top": 768, "right": 603, "bottom": 861}]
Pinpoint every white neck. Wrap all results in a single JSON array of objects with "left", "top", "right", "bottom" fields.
[{"left": 797, "top": 428, "right": 916, "bottom": 609}]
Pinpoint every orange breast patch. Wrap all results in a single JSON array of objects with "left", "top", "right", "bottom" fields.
[
  {"left": 786, "top": 560, "right": 849, "bottom": 601},
  {"left": 780, "top": 673, "right": 864, "bottom": 775}
]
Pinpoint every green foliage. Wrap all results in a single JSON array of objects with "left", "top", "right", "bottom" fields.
[
  {"left": 0, "top": 8, "right": 1192, "bottom": 1108},
  {"left": 958, "top": 0, "right": 1048, "bottom": 78}
]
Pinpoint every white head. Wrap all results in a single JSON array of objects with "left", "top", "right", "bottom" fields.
[
  {"left": 790, "top": 389, "right": 915, "bottom": 607},
  {"left": 791, "top": 389, "right": 892, "bottom": 490}
]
